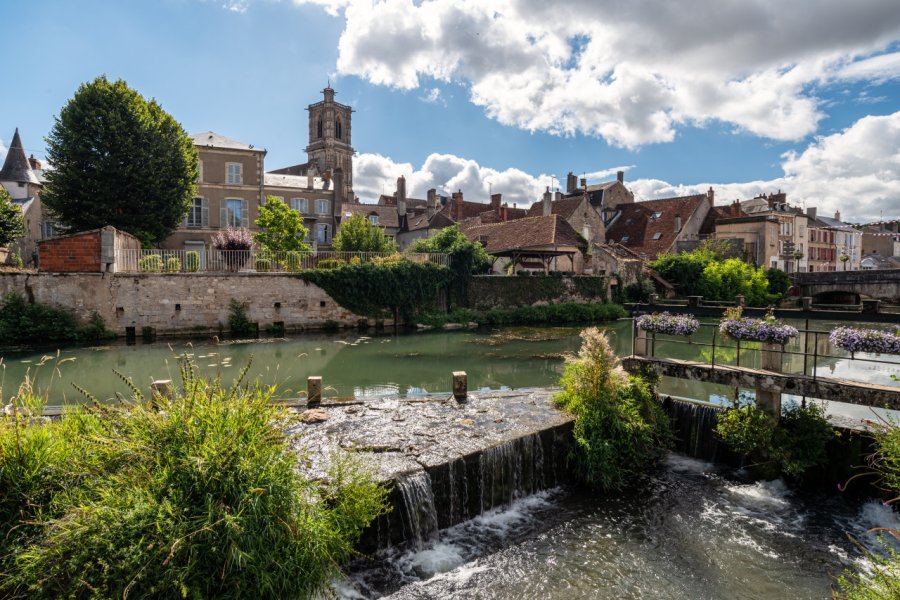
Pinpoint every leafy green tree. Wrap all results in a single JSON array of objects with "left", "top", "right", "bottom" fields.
[
  {"left": 765, "top": 267, "right": 790, "bottom": 299},
  {"left": 0, "top": 188, "right": 25, "bottom": 247},
  {"left": 332, "top": 213, "right": 396, "bottom": 252},
  {"left": 254, "top": 196, "right": 311, "bottom": 253},
  {"left": 408, "top": 225, "right": 492, "bottom": 307},
  {"left": 42, "top": 76, "right": 198, "bottom": 246},
  {"left": 700, "top": 258, "right": 772, "bottom": 306}
]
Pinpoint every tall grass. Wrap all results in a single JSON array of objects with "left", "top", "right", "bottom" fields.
[{"left": 0, "top": 358, "right": 386, "bottom": 599}]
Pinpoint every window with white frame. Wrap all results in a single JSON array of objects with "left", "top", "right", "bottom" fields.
[
  {"left": 226, "top": 162, "right": 243, "bottom": 185},
  {"left": 41, "top": 221, "right": 58, "bottom": 240},
  {"left": 317, "top": 223, "right": 332, "bottom": 244},
  {"left": 223, "top": 198, "right": 247, "bottom": 227},
  {"left": 185, "top": 197, "right": 209, "bottom": 228},
  {"left": 316, "top": 199, "right": 329, "bottom": 214},
  {"left": 291, "top": 198, "right": 308, "bottom": 213},
  {"left": 369, "top": 214, "right": 379, "bottom": 225}
]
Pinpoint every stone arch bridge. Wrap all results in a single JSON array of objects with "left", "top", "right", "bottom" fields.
[{"left": 792, "top": 269, "right": 900, "bottom": 304}]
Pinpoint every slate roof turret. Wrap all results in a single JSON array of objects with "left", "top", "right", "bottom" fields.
[{"left": 0, "top": 129, "right": 40, "bottom": 185}]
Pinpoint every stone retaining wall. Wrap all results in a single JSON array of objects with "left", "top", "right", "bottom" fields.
[
  {"left": 468, "top": 275, "right": 609, "bottom": 309},
  {"left": 0, "top": 272, "right": 368, "bottom": 336}
]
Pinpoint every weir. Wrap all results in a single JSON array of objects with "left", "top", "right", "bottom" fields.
[{"left": 291, "top": 388, "right": 575, "bottom": 551}]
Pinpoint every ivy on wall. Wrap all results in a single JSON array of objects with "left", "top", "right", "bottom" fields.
[
  {"left": 298, "top": 262, "right": 451, "bottom": 320},
  {"left": 468, "top": 275, "right": 607, "bottom": 310}
]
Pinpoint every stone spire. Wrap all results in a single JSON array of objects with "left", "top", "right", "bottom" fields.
[{"left": 0, "top": 128, "right": 40, "bottom": 185}]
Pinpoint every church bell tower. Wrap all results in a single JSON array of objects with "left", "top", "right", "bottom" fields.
[{"left": 305, "top": 85, "right": 354, "bottom": 204}]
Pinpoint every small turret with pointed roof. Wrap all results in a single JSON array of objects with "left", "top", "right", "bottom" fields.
[{"left": 0, "top": 128, "right": 40, "bottom": 186}]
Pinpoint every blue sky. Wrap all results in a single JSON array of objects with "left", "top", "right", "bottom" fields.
[{"left": 2, "top": 0, "right": 900, "bottom": 221}]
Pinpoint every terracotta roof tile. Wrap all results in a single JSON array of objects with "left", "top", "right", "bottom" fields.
[
  {"left": 526, "top": 195, "right": 585, "bottom": 219},
  {"left": 461, "top": 215, "right": 582, "bottom": 254},
  {"left": 605, "top": 194, "right": 707, "bottom": 258},
  {"left": 340, "top": 203, "right": 399, "bottom": 228}
]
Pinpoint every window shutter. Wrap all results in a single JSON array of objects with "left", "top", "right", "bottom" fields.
[
  {"left": 201, "top": 198, "right": 209, "bottom": 227},
  {"left": 241, "top": 200, "right": 249, "bottom": 228},
  {"left": 220, "top": 203, "right": 227, "bottom": 228}
]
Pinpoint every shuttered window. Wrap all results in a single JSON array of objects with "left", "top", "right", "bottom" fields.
[
  {"left": 185, "top": 197, "right": 209, "bottom": 228},
  {"left": 221, "top": 198, "right": 248, "bottom": 228},
  {"left": 291, "top": 198, "right": 308, "bottom": 213}
]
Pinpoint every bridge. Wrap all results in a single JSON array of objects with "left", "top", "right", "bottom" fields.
[{"left": 792, "top": 269, "right": 900, "bottom": 304}]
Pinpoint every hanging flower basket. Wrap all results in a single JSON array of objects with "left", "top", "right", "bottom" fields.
[
  {"left": 719, "top": 309, "right": 798, "bottom": 345},
  {"left": 637, "top": 312, "right": 700, "bottom": 336},
  {"left": 829, "top": 326, "right": 900, "bottom": 355}
]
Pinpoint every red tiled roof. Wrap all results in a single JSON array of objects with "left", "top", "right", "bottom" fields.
[
  {"left": 461, "top": 215, "right": 582, "bottom": 254},
  {"left": 605, "top": 194, "right": 708, "bottom": 258},
  {"left": 526, "top": 195, "right": 585, "bottom": 219},
  {"left": 340, "top": 203, "right": 400, "bottom": 229},
  {"left": 700, "top": 204, "right": 746, "bottom": 236}
]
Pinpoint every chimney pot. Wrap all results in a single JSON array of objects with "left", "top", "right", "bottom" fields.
[
  {"left": 616, "top": 170, "right": 624, "bottom": 183},
  {"left": 491, "top": 193, "right": 502, "bottom": 213},
  {"left": 542, "top": 188, "right": 552, "bottom": 217},
  {"left": 580, "top": 178, "right": 587, "bottom": 188}
]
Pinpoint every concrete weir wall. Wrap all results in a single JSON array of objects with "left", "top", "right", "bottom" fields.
[{"left": 0, "top": 272, "right": 366, "bottom": 335}]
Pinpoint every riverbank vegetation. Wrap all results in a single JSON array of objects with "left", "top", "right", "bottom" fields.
[
  {"left": 415, "top": 302, "right": 627, "bottom": 329},
  {"left": 554, "top": 327, "right": 671, "bottom": 491},
  {"left": 0, "top": 293, "right": 113, "bottom": 347},
  {"left": 0, "top": 360, "right": 386, "bottom": 599},
  {"left": 649, "top": 241, "right": 787, "bottom": 306}
]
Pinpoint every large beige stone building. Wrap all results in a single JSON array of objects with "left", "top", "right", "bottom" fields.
[{"left": 162, "top": 86, "right": 352, "bottom": 252}]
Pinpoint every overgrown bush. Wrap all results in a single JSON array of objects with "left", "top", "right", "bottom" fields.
[
  {"left": 185, "top": 250, "right": 200, "bottom": 272},
  {"left": 701, "top": 258, "right": 772, "bottom": 307},
  {"left": 415, "top": 303, "right": 626, "bottom": 328},
  {"left": 138, "top": 253, "right": 163, "bottom": 273},
  {"left": 284, "top": 250, "right": 303, "bottom": 272},
  {"left": 408, "top": 225, "right": 491, "bottom": 308},
  {"left": 554, "top": 328, "right": 671, "bottom": 490},
  {"left": 716, "top": 401, "right": 834, "bottom": 478},
  {"left": 0, "top": 362, "right": 387, "bottom": 599},
  {"left": 227, "top": 298, "right": 256, "bottom": 338},
  {"left": 165, "top": 256, "right": 182, "bottom": 272},
  {"left": 317, "top": 258, "right": 346, "bottom": 269},
  {"left": 624, "top": 278, "right": 655, "bottom": 303},
  {"left": 765, "top": 267, "right": 790, "bottom": 298},
  {"left": 254, "top": 250, "right": 273, "bottom": 272},
  {"left": 0, "top": 293, "right": 113, "bottom": 347}
]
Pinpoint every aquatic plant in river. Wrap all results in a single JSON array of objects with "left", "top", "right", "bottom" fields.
[{"left": 636, "top": 311, "right": 700, "bottom": 336}]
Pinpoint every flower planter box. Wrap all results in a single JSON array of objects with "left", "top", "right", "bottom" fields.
[
  {"left": 636, "top": 312, "right": 700, "bottom": 336},
  {"left": 719, "top": 317, "right": 798, "bottom": 345},
  {"left": 829, "top": 326, "right": 900, "bottom": 355}
]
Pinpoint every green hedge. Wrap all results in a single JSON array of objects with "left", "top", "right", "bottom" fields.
[
  {"left": 0, "top": 293, "right": 113, "bottom": 347},
  {"left": 415, "top": 302, "right": 626, "bottom": 328}
]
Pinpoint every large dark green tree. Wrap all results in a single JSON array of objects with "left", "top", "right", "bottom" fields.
[
  {"left": 42, "top": 76, "right": 198, "bottom": 245},
  {"left": 0, "top": 188, "right": 25, "bottom": 247}
]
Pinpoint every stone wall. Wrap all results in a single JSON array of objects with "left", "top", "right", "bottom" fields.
[
  {"left": 0, "top": 272, "right": 368, "bottom": 336},
  {"left": 468, "top": 275, "right": 609, "bottom": 309}
]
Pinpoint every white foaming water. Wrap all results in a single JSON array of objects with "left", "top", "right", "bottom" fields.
[
  {"left": 664, "top": 453, "right": 716, "bottom": 474},
  {"left": 856, "top": 500, "right": 900, "bottom": 532},
  {"left": 724, "top": 478, "right": 791, "bottom": 506},
  {"left": 396, "top": 542, "right": 466, "bottom": 578}
]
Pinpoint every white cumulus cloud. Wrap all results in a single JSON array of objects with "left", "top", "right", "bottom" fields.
[
  {"left": 354, "top": 111, "right": 900, "bottom": 223},
  {"left": 299, "top": 0, "right": 900, "bottom": 147}
]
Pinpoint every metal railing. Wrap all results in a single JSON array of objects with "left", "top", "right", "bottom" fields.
[
  {"left": 633, "top": 318, "right": 900, "bottom": 385},
  {"left": 115, "top": 249, "right": 450, "bottom": 273}
]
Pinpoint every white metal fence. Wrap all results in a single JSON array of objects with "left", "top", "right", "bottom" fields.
[{"left": 115, "top": 249, "right": 450, "bottom": 273}]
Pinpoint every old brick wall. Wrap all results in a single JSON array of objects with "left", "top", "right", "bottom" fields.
[
  {"left": 0, "top": 273, "right": 369, "bottom": 335},
  {"left": 38, "top": 231, "right": 102, "bottom": 272}
]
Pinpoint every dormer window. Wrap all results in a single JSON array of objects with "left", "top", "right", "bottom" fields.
[
  {"left": 369, "top": 213, "right": 379, "bottom": 225},
  {"left": 651, "top": 211, "right": 662, "bottom": 220},
  {"left": 652, "top": 232, "right": 662, "bottom": 240},
  {"left": 621, "top": 235, "right": 630, "bottom": 242}
]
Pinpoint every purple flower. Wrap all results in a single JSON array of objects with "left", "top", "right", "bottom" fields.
[
  {"left": 637, "top": 312, "right": 700, "bottom": 336},
  {"left": 719, "top": 317, "right": 798, "bottom": 344},
  {"left": 829, "top": 326, "right": 900, "bottom": 355}
]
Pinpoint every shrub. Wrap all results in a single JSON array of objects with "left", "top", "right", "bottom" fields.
[
  {"left": 227, "top": 299, "right": 255, "bottom": 338},
  {"left": 255, "top": 251, "right": 273, "bottom": 272},
  {"left": 716, "top": 401, "right": 834, "bottom": 478},
  {"left": 317, "top": 258, "right": 346, "bottom": 269},
  {"left": 700, "top": 258, "right": 772, "bottom": 307},
  {"left": 284, "top": 251, "right": 303, "bottom": 272},
  {"left": 624, "top": 278, "right": 655, "bottom": 303},
  {"left": 9, "top": 251, "right": 23, "bottom": 269},
  {"left": 138, "top": 254, "right": 163, "bottom": 273},
  {"left": 765, "top": 267, "right": 790, "bottom": 298},
  {"left": 554, "top": 328, "right": 671, "bottom": 490},
  {"left": 165, "top": 256, "right": 182, "bottom": 272},
  {"left": 0, "top": 363, "right": 387, "bottom": 599},
  {"left": 213, "top": 227, "right": 253, "bottom": 271},
  {"left": 0, "top": 294, "right": 112, "bottom": 347},
  {"left": 185, "top": 250, "right": 200, "bottom": 272}
]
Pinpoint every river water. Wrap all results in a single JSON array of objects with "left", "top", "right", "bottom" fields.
[
  {"left": 2, "top": 318, "right": 897, "bottom": 422},
  {"left": 339, "top": 454, "right": 900, "bottom": 600}
]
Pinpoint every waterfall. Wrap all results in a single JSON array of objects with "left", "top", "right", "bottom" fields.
[
  {"left": 396, "top": 471, "right": 439, "bottom": 548},
  {"left": 663, "top": 396, "right": 730, "bottom": 462}
]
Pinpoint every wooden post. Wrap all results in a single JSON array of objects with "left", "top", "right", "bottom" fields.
[
  {"left": 452, "top": 371, "right": 467, "bottom": 402},
  {"left": 307, "top": 376, "right": 322, "bottom": 408}
]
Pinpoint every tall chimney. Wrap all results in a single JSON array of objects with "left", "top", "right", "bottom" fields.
[
  {"left": 397, "top": 175, "right": 407, "bottom": 217},
  {"left": 553, "top": 190, "right": 562, "bottom": 204},
  {"left": 707, "top": 186, "right": 714, "bottom": 206},
  {"left": 834, "top": 210, "right": 841, "bottom": 222},
  {"left": 28, "top": 154, "right": 41, "bottom": 171},
  {"left": 580, "top": 178, "right": 587, "bottom": 189},
  {"left": 542, "top": 187, "right": 552, "bottom": 217},
  {"left": 616, "top": 170, "right": 624, "bottom": 183},
  {"left": 427, "top": 188, "right": 438, "bottom": 219},
  {"left": 452, "top": 190, "right": 464, "bottom": 221},
  {"left": 501, "top": 203, "right": 509, "bottom": 222},
  {"left": 307, "top": 165, "right": 315, "bottom": 189},
  {"left": 806, "top": 206, "right": 817, "bottom": 221},
  {"left": 566, "top": 172, "right": 577, "bottom": 194},
  {"left": 491, "top": 193, "right": 502, "bottom": 214}
]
